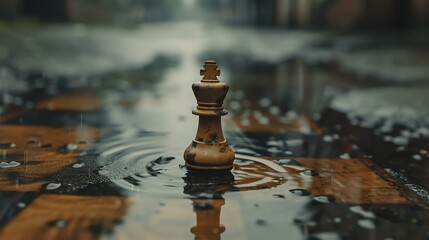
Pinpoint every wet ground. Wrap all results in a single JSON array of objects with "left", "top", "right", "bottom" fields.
[{"left": 1, "top": 21, "right": 429, "bottom": 240}]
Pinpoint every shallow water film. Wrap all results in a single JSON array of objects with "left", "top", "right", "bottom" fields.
[{"left": 1, "top": 1, "right": 429, "bottom": 240}]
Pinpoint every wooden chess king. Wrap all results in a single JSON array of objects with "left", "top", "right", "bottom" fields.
[{"left": 184, "top": 60, "right": 235, "bottom": 170}]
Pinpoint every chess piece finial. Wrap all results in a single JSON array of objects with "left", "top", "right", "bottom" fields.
[{"left": 184, "top": 60, "right": 235, "bottom": 170}]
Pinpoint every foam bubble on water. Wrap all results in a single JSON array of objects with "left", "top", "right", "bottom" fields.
[
  {"left": 0, "top": 143, "right": 16, "bottom": 149},
  {"left": 285, "top": 139, "right": 303, "bottom": 147},
  {"left": 299, "top": 126, "right": 312, "bottom": 135},
  {"left": 349, "top": 206, "right": 375, "bottom": 219},
  {"left": 46, "top": 183, "right": 61, "bottom": 190},
  {"left": 72, "top": 163, "right": 85, "bottom": 168},
  {"left": 17, "top": 202, "right": 26, "bottom": 208},
  {"left": 259, "top": 98, "right": 271, "bottom": 108},
  {"left": 331, "top": 88, "right": 429, "bottom": 142},
  {"left": 357, "top": 219, "right": 376, "bottom": 229},
  {"left": 392, "top": 136, "right": 408, "bottom": 146},
  {"left": 300, "top": 170, "right": 319, "bottom": 177},
  {"left": 313, "top": 196, "right": 335, "bottom": 203},
  {"left": 323, "top": 135, "right": 334, "bottom": 142},
  {"left": 338, "top": 48, "right": 429, "bottom": 84},
  {"left": 98, "top": 169, "right": 110, "bottom": 176},
  {"left": 256, "top": 116, "right": 270, "bottom": 125},
  {"left": 0, "top": 161, "right": 21, "bottom": 168},
  {"left": 268, "top": 106, "right": 280, "bottom": 115},
  {"left": 240, "top": 118, "right": 251, "bottom": 126},
  {"left": 51, "top": 220, "right": 66, "bottom": 228},
  {"left": 276, "top": 159, "right": 301, "bottom": 166},
  {"left": 289, "top": 188, "right": 310, "bottom": 196},
  {"left": 229, "top": 101, "right": 241, "bottom": 111},
  {"left": 266, "top": 140, "right": 283, "bottom": 147},
  {"left": 59, "top": 143, "right": 78, "bottom": 153},
  {"left": 279, "top": 110, "right": 298, "bottom": 123}
]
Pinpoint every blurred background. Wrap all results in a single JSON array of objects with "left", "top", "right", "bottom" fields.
[
  {"left": 1, "top": 0, "right": 428, "bottom": 120},
  {"left": 0, "top": 0, "right": 428, "bottom": 30},
  {"left": 1, "top": 2, "right": 429, "bottom": 239}
]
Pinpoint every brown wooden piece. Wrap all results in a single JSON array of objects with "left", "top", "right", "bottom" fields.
[
  {"left": 184, "top": 61, "right": 235, "bottom": 170},
  {"left": 292, "top": 157, "right": 412, "bottom": 204},
  {"left": 0, "top": 194, "right": 128, "bottom": 240},
  {"left": 0, "top": 125, "right": 100, "bottom": 191}
]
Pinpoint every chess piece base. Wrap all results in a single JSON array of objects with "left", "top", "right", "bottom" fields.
[{"left": 184, "top": 139, "right": 235, "bottom": 171}]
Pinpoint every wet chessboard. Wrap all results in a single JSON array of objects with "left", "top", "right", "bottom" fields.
[{"left": 1, "top": 83, "right": 428, "bottom": 240}]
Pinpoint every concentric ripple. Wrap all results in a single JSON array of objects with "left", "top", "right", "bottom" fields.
[{"left": 93, "top": 128, "right": 293, "bottom": 196}]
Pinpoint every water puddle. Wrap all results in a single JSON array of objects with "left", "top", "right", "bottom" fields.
[{"left": 70, "top": 128, "right": 300, "bottom": 197}]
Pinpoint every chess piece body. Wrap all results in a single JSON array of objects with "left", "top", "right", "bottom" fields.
[{"left": 184, "top": 60, "right": 235, "bottom": 170}]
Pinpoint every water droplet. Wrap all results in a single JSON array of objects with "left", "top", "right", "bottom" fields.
[
  {"left": 268, "top": 106, "right": 280, "bottom": 115},
  {"left": 396, "top": 146, "right": 405, "bottom": 152},
  {"left": 333, "top": 217, "right": 341, "bottom": 223},
  {"left": 17, "top": 202, "right": 26, "bottom": 208},
  {"left": 267, "top": 147, "right": 280, "bottom": 154},
  {"left": 284, "top": 151, "right": 293, "bottom": 155},
  {"left": 46, "top": 183, "right": 61, "bottom": 190},
  {"left": 197, "top": 193, "right": 217, "bottom": 199},
  {"left": 259, "top": 98, "right": 271, "bottom": 107},
  {"left": 299, "top": 126, "right": 312, "bottom": 134},
  {"left": 276, "top": 159, "right": 301, "bottom": 166},
  {"left": 357, "top": 219, "right": 376, "bottom": 229},
  {"left": 0, "top": 161, "right": 21, "bottom": 168},
  {"left": 323, "top": 135, "right": 334, "bottom": 142},
  {"left": 285, "top": 139, "right": 303, "bottom": 147},
  {"left": 349, "top": 206, "right": 375, "bottom": 218},
  {"left": 300, "top": 170, "right": 319, "bottom": 176},
  {"left": 59, "top": 143, "right": 78, "bottom": 153},
  {"left": 229, "top": 101, "right": 241, "bottom": 111},
  {"left": 234, "top": 159, "right": 253, "bottom": 166},
  {"left": 0, "top": 143, "right": 16, "bottom": 149},
  {"left": 98, "top": 170, "right": 110, "bottom": 175},
  {"left": 257, "top": 116, "right": 270, "bottom": 125},
  {"left": 412, "top": 154, "right": 422, "bottom": 161},
  {"left": 255, "top": 219, "right": 267, "bottom": 226},
  {"left": 285, "top": 110, "right": 298, "bottom": 119},
  {"left": 240, "top": 118, "right": 250, "bottom": 126},
  {"left": 289, "top": 189, "right": 310, "bottom": 196},
  {"left": 313, "top": 195, "right": 335, "bottom": 203},
  {"left": 72, "top": 163, "right": 85, "bottom": 168},
  {"left": 193, "top": 202, "right": 213, "bottom": 210},
  {"left": 392, "top": 136, "right": 408, "bottom": 146},
  {"left": 49, "top": 220, "right": 66, "bottom": 228},
  {"left": 266, "top": 140, "right": 283, "bottom": 147},
  {"left": 340, "top": 153, "right": 351, "bottom": 159}
]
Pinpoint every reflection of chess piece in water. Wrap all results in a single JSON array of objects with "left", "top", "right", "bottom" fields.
[
  {"left": 183, "top": 170, "right": 233, "bottom": 240},
  {"left": 191, "top": 198, "right": 225, "bottom": 240},
  {"left": 184, "top": 60, "right": 235, "bottom": 171},
  {"left": 183, "top": 169, "right": 235, "bottom": 195}
]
